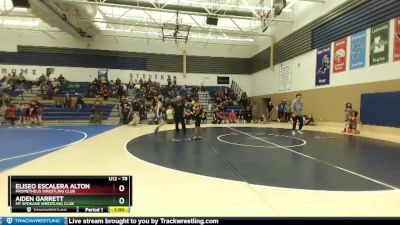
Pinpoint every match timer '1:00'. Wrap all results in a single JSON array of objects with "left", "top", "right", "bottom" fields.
[{"left": 8, "top": 176, "right": 132, "bottom": 213}]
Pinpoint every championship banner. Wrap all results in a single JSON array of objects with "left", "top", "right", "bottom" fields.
[
  {"left": 333, "top": 37, "right": 347, "bottom": 73},
  {"left": 394, "top": 17, "right": 400, "bottom": 62},
  {"left": 370, "top": 21, "right": 390, "bottom": 66},
  {"left": 315, "top": 44, "right": 331, "bottom": 86},
  {"left": 97, "top": 69, "right": 108, "bottom": 82},
  {"left": 278, "top": 61, "right": 292, "bottom": 91},
  {"left": 350, "top": 30, "right": 367, "bottom": 70}
]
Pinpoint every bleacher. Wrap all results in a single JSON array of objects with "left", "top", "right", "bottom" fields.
[
  {"left": 6, "top": 81, "right": 120, "bottom": 125},
  {"left": 41, "top": 104, "right": 115, "bottom": 121}
]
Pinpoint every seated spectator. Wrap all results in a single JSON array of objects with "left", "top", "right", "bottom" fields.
[
  {"left": 76, "top": 96, "right": 85, "bottom": 112},
  {"left": 304, "top": 114, "right": 314, "bottom": 126},
  {"left": 201, "top": 112, "right": 207, "bottom": 124},
  {"left": 5, "top": 104, "right": 17, "bottom": 125},
  {"left": 55, "top": 96, "right": 64, "bottom": 108},
  {"left": 212, "top": 110, "right": 222, "bottom": 124},
  {"left": 146, "top": 107, "right": 155, "bottom": 125},
  {"left": 258, "top": 114, "right": 266, "bottom": 124},
  {"left": 54, "top": 86, "right": 61, "bottom": 95},
  {"left": 65, "top": 93, "right": 72, "bottom": 109},
  {"left": 128, "top": 110, "right": 140, "bottom": 127}
]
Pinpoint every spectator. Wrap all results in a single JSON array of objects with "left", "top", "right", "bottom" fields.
[
  {"left": 304, "top": 114, "right": 314, "bottom": 126},
  {"left": 238, "top": 109, "right": 244, "bottom": 123},
  {"left": 347, "top": 110, "right": 360, "bottom": 134},
  {"left": 212, "top": 110, "right": 222, "bottom": 124},
  {"left": 166, "top": 105, "right": 174, "bottom": 124},
  {"left": 76, "top": 96, "right": 85, "bottom": 112},
  {"left": 5, "top": 104, "right": 17, "bottom": 125},
  {"left": 251, "top": 103, "right": 258, "bottom": 123},
  {"left": 343, "top": 102, "right": 353, "bottom": 133},
  {"left": 55, "top": 96, "right": 64, "bottom": 108},
  {"left": 229, "top": 110, "right": 236, "bottom": 124},
  {"left": 285, "top": 100, "right": 292, "bottom": 123},
  {"left": 291, "top": 93, "right": 304, "bottom": 135},
  {"left": 18, "top": 103, "right": 27, "bottom": 125},
  {"left": 266, "top": 101, "right": 273, "bottom": 123},
  {"left": 65, "top": 93, "right": 72, "bottom": 109},
  {"left": 244, "top": 106, "right": 252, "bottom": 123},
  {"left": 57, "top": 74, "right": 66, "bottom": 84},
  {"left": 201, "top": 112, "right": 207, "bottom": 124},
  {"left": 93, "top": 97, "right": 104, "bottom": 125},
  {"left": 277, "top": 100, "right": 286, "bottom": 123}
]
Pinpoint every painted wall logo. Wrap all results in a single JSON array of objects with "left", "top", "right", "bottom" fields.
[
  {"left": 394, "top": 17, "right": 400, "bottom": 62},
  {"left": 315, "top": 44, "right": 331, "bottom": 86},
  {"left": 370, "top": 21, "right": 390, "bottom": 66},
  {"left": 333, "top": 38, "right": 347, "bottom": 73},
  {"left": 1, "top": 68, "right": 37, "bottom": 75}
]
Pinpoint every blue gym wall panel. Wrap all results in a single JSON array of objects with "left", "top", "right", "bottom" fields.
[
  {"left": 0, "top": 52, "right": 147, "bottom": 70},
  {"left": 312, "top": 0, "right": 400, "bottom": 49},
  {"left": 360, "top": 91, "right": 400, "bottom": 128}
]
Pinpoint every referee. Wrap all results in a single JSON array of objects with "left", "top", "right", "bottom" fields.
[{"left": 173, "top": 95, "right": 186, "bottom": 135}]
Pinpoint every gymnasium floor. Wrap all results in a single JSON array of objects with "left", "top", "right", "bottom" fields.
[{"left": 1, "top": 123, "right": 400, "bottom": 216}]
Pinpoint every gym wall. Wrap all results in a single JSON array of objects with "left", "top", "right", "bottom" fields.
[{"left": 250, "top": 79, "right": 400, "bottom": 123}]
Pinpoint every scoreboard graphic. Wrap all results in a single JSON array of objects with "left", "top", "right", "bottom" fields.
[{"left": 8, "top": 176, "right": 132, "bottom": 213}]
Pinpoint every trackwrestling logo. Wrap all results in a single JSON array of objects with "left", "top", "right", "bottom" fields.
[{"left": 6, "top": 217, "right": 13, "bottom": 224}]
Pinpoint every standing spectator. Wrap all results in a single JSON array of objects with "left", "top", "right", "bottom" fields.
[
  {"left": 291, "top": 93, "right": 304, "bottom": 135},
  {"left": 251, "top": 103, "right": 258, "bottom": 123},
  {"left": 192, "top": 99, "right": 203, "bottom": 140},
  {"left": 266, "top": 101, "right": 274, "bottom": 123},
  {"left": 166, "top": 105, "right": 174, "bottom": 124},
  {"left": 244, "top": 106, "right": 252, "bottom": 123},
  {"left": 277, "top": 100, "right": 286, "bottom": 123},
  {"left": 36, "top": 102, "right": 43, "bottom": 125},
  {"left": 18, "top": 103, "right": 27, "bottom": 125},
  {"left": 229, "top": 110, "right": 236, "bottom": 124},
  {"left": 285, "top": 100, "right": 292, "bottom": 123},
  {"left": 167, "top": 75, "right": 172, "bottom": 86},
  {"left": 93, "top": 97, "right": 104, "bottom": 125}
]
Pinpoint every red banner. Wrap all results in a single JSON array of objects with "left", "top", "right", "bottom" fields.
[
  {"left": 333, "top": 37, "right": 347, "bottom": 73},
  {"left": 394, "top": 17, "right": 400, "bottom": 62}
]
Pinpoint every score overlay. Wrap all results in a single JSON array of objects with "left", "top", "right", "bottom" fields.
[{"left": 8, "top": 176, "right": 132, "bottom": 213}]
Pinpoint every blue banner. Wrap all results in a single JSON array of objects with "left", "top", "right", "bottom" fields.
[
  {"left": 2, "top": 217, "right": 64, "bottom": 225},
  {"left": 350, "top": 30, "right": 367, "bottom": 70},
  {"left": 315, "top": 44, "right": 331, "bottom": 86}
]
